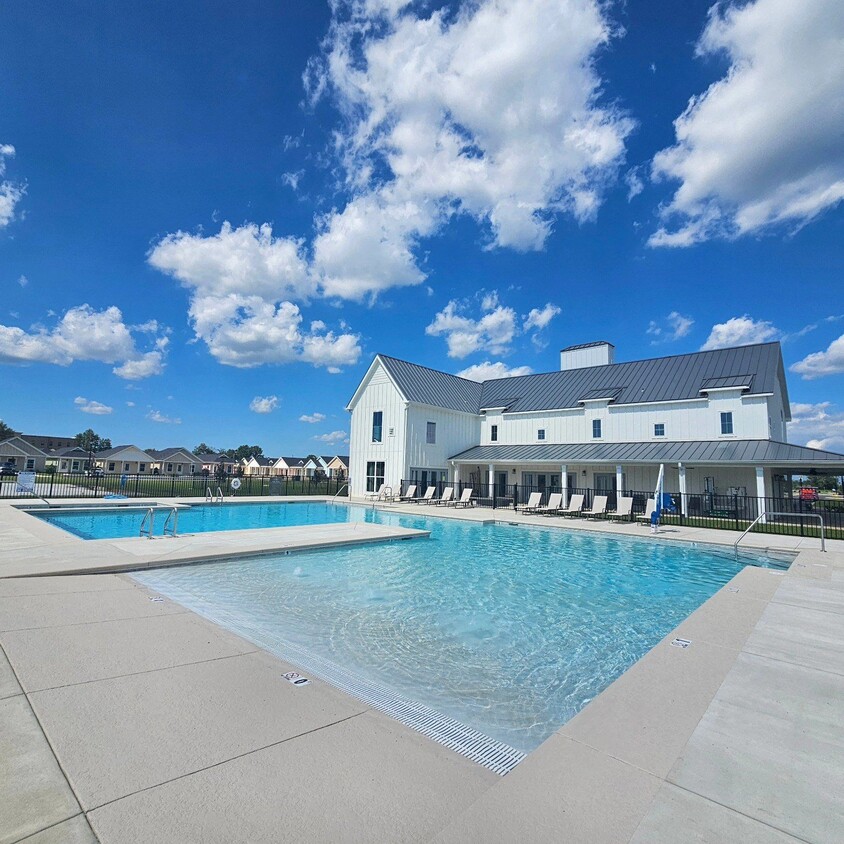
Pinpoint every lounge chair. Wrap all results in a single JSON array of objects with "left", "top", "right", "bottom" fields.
[
  {"left": 448, "top": 488, "right": 474, "bottom": 508},
  {"left": 516, "top": 492, "right": 543, "bottom": 513},
  {"left": 536, "top": 492, "right": 563, "bottom": 515},
  {"left": 398, "top": 484, "right": 417, "bottom": 502},
  {"left": 364, "top": 483, "right": 386, "bottom": 502},
  {"left": 558, "top": 493, "right": 585, "bottom": 517},
  {"left": 431, "top": 486, "right": 454, "bottom": 505},
  {"left": 410, "top": 486, "right": 436, "bottom": 504},
  {"left": 584, "top": 495, "right": 608, "bottom": 518},
  {"left": 637, "top": 498, "right": 657, "bottom": 525},
  {"left": 609, "top": 496, "right": 634, "bottom": 522}
]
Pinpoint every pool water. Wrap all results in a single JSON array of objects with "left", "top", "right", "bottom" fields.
[{"left": 127, "top": 504, "right": 786, "bottom": 757}]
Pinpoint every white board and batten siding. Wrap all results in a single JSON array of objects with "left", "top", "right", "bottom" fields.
[{"left": 405, "top": 405, "right": 481, "bottom": 479}]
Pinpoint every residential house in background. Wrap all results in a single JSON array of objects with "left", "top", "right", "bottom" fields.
[
  {"left": 47, "top": 446, "right": 93, "bottom": 473},
  {"left": 347, "top": 342, "right": 844, "bottom": 504},
  {"left": 323, "top": 455, "right": 349, "bottom": 478},
  {"left": 20, "top": 434, "right": 77, "bottom": 452},
  {"left": 243, "top": 455, "right": 278, "bottom": 477},
  {"left": 200, "top": 453, "right": 238, "bottom": 476},
  {"left": 0, "top": 436, "right": 49, "bottom": 472},
  {"left": 147, "top": 448, "right": 204, "bottom": 475},
  {"left": 274, "top": 456, "right": 307, "bottom": 477},
  {"left": 94, "top": 445, "right": 155, "bottom": 475}
]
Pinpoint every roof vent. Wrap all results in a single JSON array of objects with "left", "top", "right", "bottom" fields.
[{"left": 560, "top": 341, "right": 614, "bottom": 371}]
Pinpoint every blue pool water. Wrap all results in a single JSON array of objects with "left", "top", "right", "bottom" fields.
[{"left": 123, "top": 503, "right": 787, "bottom": 756}]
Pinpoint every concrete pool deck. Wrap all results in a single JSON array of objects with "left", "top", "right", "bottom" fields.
[{"left": 1, "top": 496, "right": 842, "bottom": 842}]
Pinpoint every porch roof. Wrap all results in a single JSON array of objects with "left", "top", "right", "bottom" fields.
[{"left": 449, "top": 439, "right": 844, "bottom": 470}]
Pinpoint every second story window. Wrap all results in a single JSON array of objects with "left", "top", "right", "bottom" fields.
[
  {"left": 720, "top": 412, "right": 734, "bottom": 435},
  {"left": 654, "top": 423, "right": 665, "bottom": 437},
  {"left": 372, "top": 410, "right": 383, "bottom": 442},
  {"left": 491, "top": 424, "right": 498, "bottom": 442},
  {"left": 592, "top": 419, "right": 602, "bottom": 439},
  {"left": 537, "top": 428, "right": 546, "bottom": 440},
  {"left": 426, "top": 421, "right": 436, "bottom": 444}
]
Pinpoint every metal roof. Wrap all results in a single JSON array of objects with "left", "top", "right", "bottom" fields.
[
  {"left": 449, "top": 439, "right": 844, "bottom": 468},
  {"left": 699, "top": 374, "right": 753, "bottom": 391},
  {"left": 377, "top": 355, "right": 483, "bottom": 413},
  {"left": 560, "top": 340, "right": 614, "bottom": 352}
]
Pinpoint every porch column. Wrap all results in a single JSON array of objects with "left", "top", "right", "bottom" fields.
[
  {"left": 561, "top": 465, "right": 568, "bottom": 507},
  {"left": 452, "top": 462, "right": 460, "bottom": 489},
  {"left": 678, "top": 462, "right": 687, "bottom": 516},
  {"left": 488, "top": 464, "right": 495, "bottom": 497},
  {"left": 615, "top": 464, "right": 624, "bottom": 496},
  {"left": 756, "top": 466, "right": 767, "bottom": 522}
]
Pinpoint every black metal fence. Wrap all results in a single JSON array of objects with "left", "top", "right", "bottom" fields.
[
  {"left": 398, "top": 479, "right": 844, "bottom": 539},
  {"left": 0, "top": 471, "right": 349, "bottom": 500}
]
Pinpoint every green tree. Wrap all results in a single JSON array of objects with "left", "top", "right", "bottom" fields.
[
  {"left": 0, "top": 420, "right": 18, "bottom": 441},
  {"left": 230, "top": 444, "right": 263, "bottom": 461},
  {"left": 74, "top": 429, "right": 112, "bottom": 452},
  {"left": 193, "top": 442, "right": 217, "bottom": 455}
]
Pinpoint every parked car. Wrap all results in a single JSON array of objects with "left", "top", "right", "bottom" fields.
[
  {"left": 86, "top": 467, "right": 105, "bottom": 477},
  {"left": 0, "top": 463, "right": 18, "bottom": 477}
]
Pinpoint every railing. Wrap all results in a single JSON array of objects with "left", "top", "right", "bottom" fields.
[
  {"left": 139, "top": 508, "right": 154, "bottom": 539},
  {"left": 162, "top": 507, "right": 179, "bottom": 538},
  {"left": 0, "top": 471, "right": 351, "bottom": 501},
  {"left": 735, "top": 512, "right": 825, "bottom": 558},
  {"left": 396, "top": 479, "right": 844, "bottom": 539}
]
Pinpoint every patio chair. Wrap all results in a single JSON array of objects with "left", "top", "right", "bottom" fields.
[
  {"left": 431, "top": 486, "right": 454, "bottom": 505},
  {"left": 584, "top": 495, "right": 608, "bottom": 518},
  {"left": 558, "top": 493, "right": 585, "bottom": 517},
  {"left": 364, "top": 483, "right": 386, "bottom": 502},
  {"left": 516, "top": 492, "right": 543, "bottom": 513},
  {"left": 609, "top": 496, "right": 634, "bottom": 522},
  {"left": 411, "top": 486, "right": 436, "bottom": 504},
  {"left": 536, "top": 492, "right": 563, "bottom": 515},
  {"left": 636, "top": 498, "right": 657, "bottom": 525},
  {"left": 397, "top": 484, "right": 417, "bottom": 502},
  {"left": 449, "top": 488, "right": 475, "bottom": 508}
]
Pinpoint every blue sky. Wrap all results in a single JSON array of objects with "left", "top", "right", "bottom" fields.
[{"left": 1, "top": 0, "right": 842, "bottom": 454}]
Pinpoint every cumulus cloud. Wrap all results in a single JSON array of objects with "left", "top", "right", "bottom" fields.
[
  {"left": 0, "top": 305, "right": 168, "bottom": 379},
  {"left": 456, "top": 360, "right": 533, "bottom": 382},
  {"left": 148, "top": 223, "right": 360, "bottom": 370},
  {"left": 249, "top": 395, "right": 280, "bottom": 414},
  {"left": 314, "top": 430, "right": 349, "bottom": 443},
  {"left": 147, "top": 410, "right": 181, "bottom": 424},
  {"left": 647, "top": 311, "right": 694, "bottom": 343},
  {"left": 700, "top": 315, "right": 779, "bottom": 350},
  {"left": 300, "top": 412, "right": 326, "bottom": 424},
  {"left": 17, "top": 275, "right": 27, "bottom": 288},
  {"left": 74, "top": 396, "right": 113, "bottom": 415},
  {"left": 650, "top": 0, "right": 844, "bottom": 247},
  {"left": 789, "top": 402, "right": 844, "bottom": 452},
  {"left": 304, "top": 0, "right": 633, "bottom": 298},
  {"left": 426, "top": 298, "right": 517, "bottom": 358},
  {"left": 790, "top": 334, "right": 844, "bottom": 380},
  {"left": 0, "top": 144, "right": 25, "bottom": 229},
  {"left": 523, "top": 304, "right": 561, "bottom": 332}
]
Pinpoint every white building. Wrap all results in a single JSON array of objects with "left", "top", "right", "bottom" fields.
[{"left": 347, "top": 341, "right": 844, "bottom": 508}]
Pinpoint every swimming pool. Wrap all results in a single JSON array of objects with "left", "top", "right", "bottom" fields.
[{"left": 130, "top": 504, "right": 787, "bottom": 768}]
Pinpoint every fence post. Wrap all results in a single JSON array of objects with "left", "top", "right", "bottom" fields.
[
  {"left": 171, "top": 476, "right": 176, "bottom": 497},
  {"left": 513, "top": 483, "right": 518, "bottom": 510}
]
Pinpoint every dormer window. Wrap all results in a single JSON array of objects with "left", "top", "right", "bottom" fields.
[
  {"left": 592, "top": 419, "right": 602, "bottom": 439},
  {"left": 654, "top": 423, "right": 665, "bottom": 437},
  {"left": 720, "top": 412, "right": 734, "bottom": 435},
  {"left": 537, "top": 429, "right": 546, "bottom": 441},
  {"left": 491, "top": 424, "right": 498, "bottom": 442}
]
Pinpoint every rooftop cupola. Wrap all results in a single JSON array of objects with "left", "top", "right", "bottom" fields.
[{"left": 560, "top": 341, "right": 615, "bottom": 371}]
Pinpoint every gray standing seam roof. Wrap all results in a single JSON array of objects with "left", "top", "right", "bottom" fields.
[
  {"left": 449, "top": 439, "right": 844, "bottom": 466},
  {"left": 373, "top": 343, "right": 789, "bottom": 417}
]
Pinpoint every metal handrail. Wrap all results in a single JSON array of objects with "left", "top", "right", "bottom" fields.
[
  {"left": 162, "top": 507, "right": 179, "bottom": 538},
  {"left": 735, "top": 510, "right": 825, "bottom": 559},
  {"left": 205, "top": 486, "right": 212, "bottom": 502},
  {"left": 139, "top": 507, "right": 155, "bottom": 539},
  {"left": 333, "top": 483, "right": 348, "bottom": 499},
  {"left": 216, "top": 486, "right": 224, "bottom": 503}
]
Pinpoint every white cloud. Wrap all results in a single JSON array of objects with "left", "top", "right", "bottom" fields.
[
  {"left": 126, "top": 401, "right": 135, "bottom": 408},
  {"left": 647, "top": 311, "right": 694, "bottom": 343},
  {"left": 314, "top": 430, "right": 348, "bottom": 443},
  {"left": 249, "top": 395, "right": 279, "bottom": 414},
  {"left": 281, "top": 170, "right": 304, "bottom": 191},
  {"left": 700, "top": 315, "right": 779, "bottom": 351},
  {"left": 147, "top": 410, "right": 181, "bottom": 424},
  {"left": 624, "top": 167, "right": 644, "bottom": 201},
  {"left": 788, "top": 401, "right": 844, "bottom": 452},
  {"left": 300, "top": 412, "right": 326, "bottom": 424},
  {"left": 305, "top": 0, "right": 633, "bottom": 299},
  {"left": 426, "top": 299, "right": 517, "bottom": 359},
  {"left": 650, "top": 0, "right": 844, "bottom": 247},
  {"left": 0, "top": 144, "right": 25, "bottom": 229},
  {"left": 0, "top": 304, "right": 168, "bottom": 379},
  {"left": 17, "top": 275, "right": 27, "bottom": 288},
  {"left": 148, "top": 222, "right": 361, "bottom": 370},
  {"left": 523, "top": 304, "right": 561, "bottom": 332},
  {"left": 456, "top": 360, "right": 533, "bottom": 381},
  {"left": 74, "top": 396, "right": 113, "bottom": 415},
  {"left": 790, "top": 334, "right": 844, "bottom": 380}
]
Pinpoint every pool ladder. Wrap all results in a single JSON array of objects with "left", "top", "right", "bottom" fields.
[
  {"left": 205, "top": 486, "right": 224, "bottom": 504},
  {"left": 139, "top": 506, "right": 180, "bottom": 539}
]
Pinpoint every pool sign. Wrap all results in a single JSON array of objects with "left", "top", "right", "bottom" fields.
[
  {"left": 16, "top": 471, "right": 36, "bottom": 494},
  {"left": 282, "top": 671, "right": 310, "bottom": 686}
]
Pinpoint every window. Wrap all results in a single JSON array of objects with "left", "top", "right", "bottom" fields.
[
  {"left": 490, "top": 424, "right": 498, "bottom": 442},
  {"left": 426, "top": 422, "right": 436, "bottom": 444},
  {"left": 25, "top": 458, "right": 35, "bottom": 470},
  {"left": 108, "top": 462, "right": 115, "bottom": 472},
  {"left": 177, "top": 464, "right": 183, "bottom": 473},
  {"left": 720, "top": 412, "right": 734, "bottom": 435},
  {"left": 372, "top": 411, "right": 383, "bottom": 443},
  {"left": 124, "top": 462, "right": 130, "bottom": 471},
  {"left": 71, "top": 460, "right": 79, "bottom": 471},
  {"left": 167, "top": 463, "right": 173, "bottom": 472},
  {"left": 654, "top": 423, "right": 665, "bottom": 437},
  {"left": 139, "top": 463, "right": 146, "bottom": 473},
  {"left": 592, "top": 419, "right": 602, "bottom": 438},
  {"left": 537, "top": 428, "right": 546, "bottom": 441},
  {"left": 365, "top": 461, "right": 385, "bottom": 492}
]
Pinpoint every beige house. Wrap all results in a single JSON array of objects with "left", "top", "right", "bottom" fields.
[
  {"left": 243, "top": 456, "right": 277, "bottom": 476},
  {"left": 0, "top": 436, "right": 49, "bottom": 472},
  {"left": 147, "top": 448, "right": 204, "bottom": 475},
  {"left": 47, "top": 446, "right": 93, "bottom": 473},
  {"left": 94, "top": 445, "right": 155, "bottom": 474},
  {"left": 274, "top": 457, "right": 307, "bottom": 477},
  {"left": 324, "top": 455, "right": 349, "bottom": 479}
]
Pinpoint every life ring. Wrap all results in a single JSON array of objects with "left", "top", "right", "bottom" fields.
[{"left": 231, "top": 478, "right": 242, "bottom": 490}]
